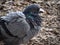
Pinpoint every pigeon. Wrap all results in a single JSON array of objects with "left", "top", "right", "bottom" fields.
[{"left": 0, "top": 4, "right": 44, "bottom": 45}]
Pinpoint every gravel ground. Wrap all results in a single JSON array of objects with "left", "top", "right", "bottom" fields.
[{"left": 0, "top": 0, "right": 60, "bottom": 45}]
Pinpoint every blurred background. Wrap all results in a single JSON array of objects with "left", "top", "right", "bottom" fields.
[{"left": 0, "top": 0, "right": 60, "bottom": 45}]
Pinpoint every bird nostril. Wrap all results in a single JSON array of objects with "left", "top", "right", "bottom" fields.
[{"left": 39, "top": 8, "right": 45, "bottom": 13}]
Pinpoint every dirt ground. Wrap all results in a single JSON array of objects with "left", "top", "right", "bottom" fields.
[{"left": 0, "top": 0, "right": 60, "bottom": 45}]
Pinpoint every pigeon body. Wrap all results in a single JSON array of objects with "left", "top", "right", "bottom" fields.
[{"left": 0, "top": 4, "right": 43, "bottom": 45}]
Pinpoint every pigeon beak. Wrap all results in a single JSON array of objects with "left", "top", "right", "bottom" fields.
[{"left": 39, "top": 8, "right": 45, "bottom": 13}]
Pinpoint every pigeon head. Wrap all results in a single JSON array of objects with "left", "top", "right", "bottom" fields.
[
  {"left": 23, "top": 4, "right": 44, "bottom": 16},
  {"left": 23, "top": 4, "right": 40, "bottom": 16}
]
